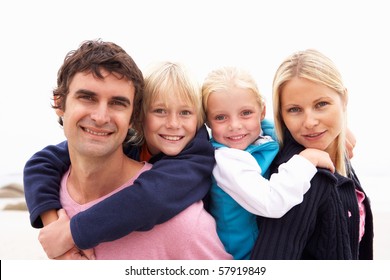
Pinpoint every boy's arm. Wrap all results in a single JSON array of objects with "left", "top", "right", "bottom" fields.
[
  {"left": 23, "top": 141, "right": 70, "bottom": 228},
  {"left": 70, "top": 125, "right": 214, "bottom": 249},
  {"left": 25, "top": 125, "right": 213, "bottom": 252},
  {"left": 40, "top": 210, "right": 59, "bottom": 226}
]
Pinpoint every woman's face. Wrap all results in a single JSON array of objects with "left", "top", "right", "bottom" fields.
[{"left": 280, "top": 77, "right": 346, "bottom": 159}]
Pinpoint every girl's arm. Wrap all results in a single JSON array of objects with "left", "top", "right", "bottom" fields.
[{"left": 212, "top": 148, "right": 334, "bottom": 217}]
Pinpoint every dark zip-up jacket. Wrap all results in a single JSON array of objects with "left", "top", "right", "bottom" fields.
[{"left": 251, "top": 131, "right": 374, "bottom": 260}]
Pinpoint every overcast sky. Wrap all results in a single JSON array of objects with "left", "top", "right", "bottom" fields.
[{"left": 1, "top": 0, "right": 389, "bottom": 182}]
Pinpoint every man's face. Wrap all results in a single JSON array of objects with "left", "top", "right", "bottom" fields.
[{"left": 57, "top": 70, "right": 135, "bottom": 160}]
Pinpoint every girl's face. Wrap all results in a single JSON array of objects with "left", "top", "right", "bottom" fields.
[
  {"left": 207, "top": 87, "right": 264, "bottom": 150},
  {"left": 280, "top": 77, "right": 346, "bottom": 159},
  {"left": 143, "top": 92, "right": 198, "bottom": 156}
]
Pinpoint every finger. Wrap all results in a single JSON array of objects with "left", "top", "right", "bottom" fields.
[
  {"left": 82, "top": 248, "right": 96, "bottom": 260},
  {"left": 57, "top": 208, "right": 67, "bottom": 217}
]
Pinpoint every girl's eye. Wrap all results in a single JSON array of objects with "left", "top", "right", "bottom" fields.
[{"left": 242, "top": 110, "right": 252, "bottom": 116}]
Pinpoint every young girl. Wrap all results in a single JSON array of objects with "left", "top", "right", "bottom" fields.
[
  {"left": 202, "top": 66, "right": 335, "bottom": 259},
  {"left": 250, "top": 49, "right": 374, "bottom": 259}
]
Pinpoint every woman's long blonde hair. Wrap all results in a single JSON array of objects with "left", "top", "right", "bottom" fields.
[{"left": 273, "top": 49, "right": 349, "bottom": 175}]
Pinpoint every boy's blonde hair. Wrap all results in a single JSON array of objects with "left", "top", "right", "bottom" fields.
[{"left": 132, "top": 61, "right": 204, "bottom": 145}]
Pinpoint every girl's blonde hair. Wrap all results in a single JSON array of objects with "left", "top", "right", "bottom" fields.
[
  {"left": 273, "top": 49, "right": 348, "bottom": 175},
  {"left": 202, "top": 66, "right": 264, "bottom": 117}
]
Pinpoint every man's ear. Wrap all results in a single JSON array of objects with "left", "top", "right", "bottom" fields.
[
  {"left": 55, "top": 108, "right": 64, "bottom": 118},
  {"left": 53, "top": 96, "right": 64, "bottom": 116}
]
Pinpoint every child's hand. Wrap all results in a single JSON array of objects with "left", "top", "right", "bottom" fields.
[
  {"left": 54, "top": 246, "right": 89, "bottom": 260},
  {"left": 299, "top": 148, "right": 335, "bottom": 173},
  {"left": 53, "top": 247, "right": 95, "bottom": 260},
  {"left": 81, "top": 248, "right": 96, "bottom": 260},
  {"left": 38, "top": 209, "right": 73, "bottom": 259}
]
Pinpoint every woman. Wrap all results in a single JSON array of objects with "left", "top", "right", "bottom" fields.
[{"left": 251, "top": 49, "right": 374, "bottom": 259}]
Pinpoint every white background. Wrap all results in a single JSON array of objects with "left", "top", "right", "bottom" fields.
[
  {"left": 0, "top": 0, "right": 389, "bottom": 269},
  {"left": 0, "top": 0, "right": 389, "bottom": 202}
]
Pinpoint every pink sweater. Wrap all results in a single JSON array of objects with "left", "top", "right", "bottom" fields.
[{"left": 60, "top": 163, "right": 232, "bottom": 260}]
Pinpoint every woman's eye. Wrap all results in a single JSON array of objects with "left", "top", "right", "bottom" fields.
[
  {"left": 287, "top": 107, "right": 300, "bottom": 113},
  {"left": 316, "top": 101, "right": 329, "bottom": 108}
]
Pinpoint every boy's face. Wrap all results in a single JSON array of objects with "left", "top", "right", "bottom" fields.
[
  {"left": 207, "top": 87, "right": 265, "bottom": 150},
  {"left": 143, "top": 92, "right": 198, "bottom": 156},
  {"left": 57, "top": 70, "right": 135, "bottom": 160}
]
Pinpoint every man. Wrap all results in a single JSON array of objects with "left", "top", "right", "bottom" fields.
[{"left": 25, "top": 40, "right": 228, "bottom": 259}]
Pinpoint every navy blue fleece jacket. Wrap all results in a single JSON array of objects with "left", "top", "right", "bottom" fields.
[{"left": 23, "top": 125, "right": 214, "bottom": 249}]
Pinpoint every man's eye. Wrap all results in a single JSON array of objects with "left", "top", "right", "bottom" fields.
[
  {"left": 111, "top": 101, "right": 127, "bottom": 107},
  {"left": 79, "top": 95, "right": 94, "bottom": 101}
]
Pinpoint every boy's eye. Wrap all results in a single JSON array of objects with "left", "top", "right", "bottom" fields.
[
  {"left": 153, "top": 108, "right": 166, "bottom": 114},
  {"left": 180, "top": 110, "right": 192, "bottom": 116},
  {"left": 215, "top": 115, "right": 226, "bottom": 121}
]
